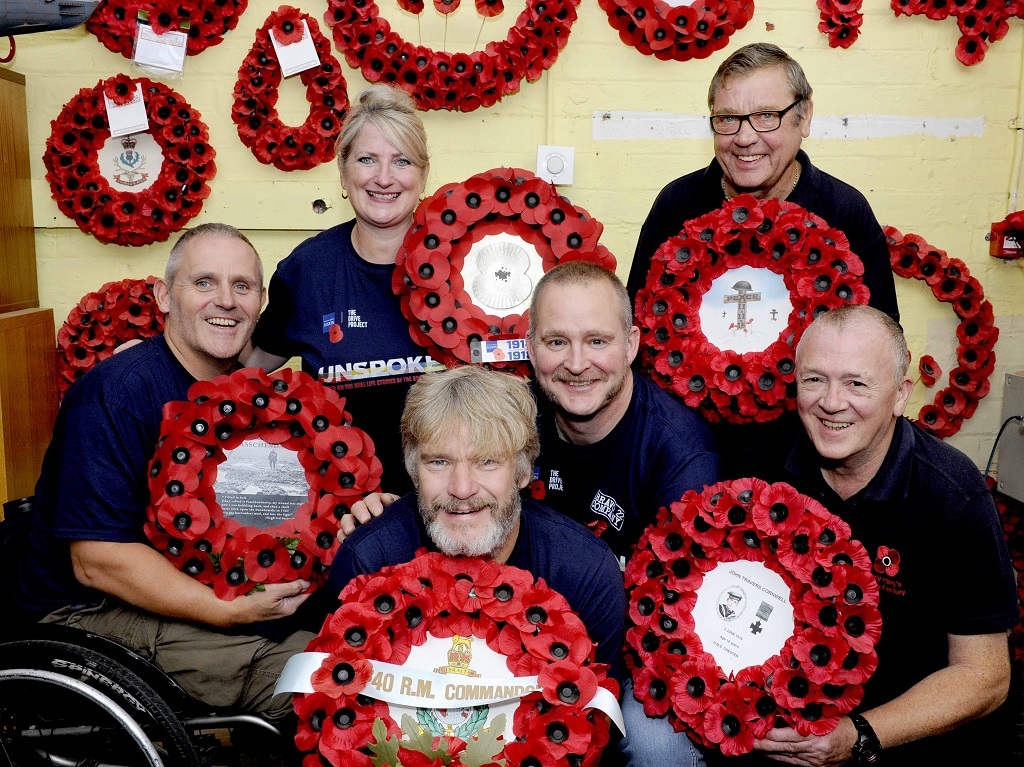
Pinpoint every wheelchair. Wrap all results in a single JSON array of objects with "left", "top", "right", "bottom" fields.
[{"left": 0, "top": 498, "right": 292, "bottom": 767}]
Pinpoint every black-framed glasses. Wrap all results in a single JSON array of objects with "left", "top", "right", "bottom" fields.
[{"left": 710, "top": 98, "right": 803, "bottom": 136}]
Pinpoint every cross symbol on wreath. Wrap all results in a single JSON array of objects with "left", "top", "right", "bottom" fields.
[{"left": 749, "top": 620, "right": 763, "bottom": 635}]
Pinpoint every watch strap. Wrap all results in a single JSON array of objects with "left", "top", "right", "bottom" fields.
[{"left": 849, "top": 713, "right": 882, "bottom": 764}]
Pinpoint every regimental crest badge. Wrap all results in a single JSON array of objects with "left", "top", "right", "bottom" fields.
[
  {"left": 111, "top": 134, "right": 149, "bottom": 188},
  {"left": 433, "top": 635, "right": 481, "bottom": 678},
  {"left": 420, "top": 635, "right": 489, "bottom": 737}
]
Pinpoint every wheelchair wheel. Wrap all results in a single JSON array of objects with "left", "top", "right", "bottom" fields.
[{"left": 0, "top": 640, "right": 200, "bottom": 767}]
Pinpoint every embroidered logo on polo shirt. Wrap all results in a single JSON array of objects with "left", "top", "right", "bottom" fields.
[
  {"left": 872, "top": 545, "right": 905, "bottom": 596},
  {"left": 590, "top": 490, "right": 625, "bottom": 531}
]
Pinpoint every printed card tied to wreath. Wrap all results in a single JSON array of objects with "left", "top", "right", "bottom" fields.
[
  {"left": 145, "top": 367, "right": 382, "bottom": 598},
  {"left": 276, "top": 552, "right": 623, "bottom": 766},
  {"left": 625, "top": 478, "right": 881, "bottom": 755}
]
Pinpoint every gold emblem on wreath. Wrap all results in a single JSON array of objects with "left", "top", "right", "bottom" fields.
[{"left": 433, "top": 635, "right": 480, "bottom": 677}]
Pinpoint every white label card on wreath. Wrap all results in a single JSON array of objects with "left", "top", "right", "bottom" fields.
[
  {"left": 271, "top": 20, "right": 320, "bottom": 78},
  {"left": 212, "top": 439, "right": 310, "bottom": 530},
  {"left": 104, "top": 84, "right": 149, "bottom": 138},
  {"left": 691, "top": 559, "right": 795, "bottom": 677},
  {"left": 133, "top": 23, "right": 188, "bottom": 74}
]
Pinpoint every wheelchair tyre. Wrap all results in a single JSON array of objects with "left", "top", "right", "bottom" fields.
[{"left": 0, "top": 639, "right": 201, "bottom": 767}]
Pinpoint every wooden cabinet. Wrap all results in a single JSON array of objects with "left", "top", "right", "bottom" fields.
[{"left": 0, "top": 67, "right": 39, "bottom": 314}]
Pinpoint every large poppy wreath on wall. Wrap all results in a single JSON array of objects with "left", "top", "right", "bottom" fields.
[
  {"left": 393, "top": 168, "right": 616, "bottom": 371},
  {"left": 87, "top": 0, "right": 248, "bottom": 58},
  {"left": 635, "top": 196, "right": 869, "bottom": 425},
  {"left": 56, "top": 277, "right": 166, "bottom": 401},
  {"left": 625, "top": 478, "right": 880, "bottom": 755},
  {"left": 43, "top": 75, "right": 215, "bottom": 246},
  {"left": 598, "top": 0, "right": 754, "bottom": 61},
  {"left": 286, "top": 552, "right": 617, "bottom": 765},
  {"left": 145, "top": 368, "right": 382, "bottom": 598},
  {"left": 885, "top": 226, "right": 998, "bottom": 439},
  {"left": 233, "top": 6, "right": 350, "bottom": 171},
  {"left": 322, "top": 0, "right": 581, "bottom": 111},
  {"left": 890, "top": 0, "right": 1018, "bottom": 65}
]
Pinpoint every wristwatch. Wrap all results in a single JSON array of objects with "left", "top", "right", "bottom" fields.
[{"left": 849, "top": 713, "right": 882, "bottom": 764}]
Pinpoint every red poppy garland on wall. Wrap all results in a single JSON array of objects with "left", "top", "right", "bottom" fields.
[
  {"left": 145, "top": 368, "right": 382, "bottom": 598},
  {"left": 233, "top": 6, "right": 350, "bottom": 171},
  {"left": 56, "top": 276, "right": 166, "bottom": 401},
  {"left": 87, "top": 0, "right": 248, "bottom": 58},
  {"left": 293, "top": 552, "right": 617, "bottom": 765},
  {"left": 43, "top": 76, "right": 215, "bottom": 246},
  {"left": 816, "top": 0, "right": 863, "bottom": 48},
  {"left": 625, "top": 478, "right": 880, "bottom": 755},
  {"left": 322, "top": 0, "right": 581, "bottom": 111},
  {"left": 890, "top": 0, "right": 1018, "bottom": 65},
  {"left": 394, "top": 168, "right": 616, "bottom": 371},
  {"left": 885, "top": 226, "right": 998, "bottom": 439},
  {"left": 635, "top": 196, "right": 869, "bottom": 425},
  {"left": 598, "top": 0, "right": 754, "bottom": 61}
]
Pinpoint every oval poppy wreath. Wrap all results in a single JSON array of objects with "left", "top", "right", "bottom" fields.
[
  {"left": 597, "top": 0, "right": 754, "bottom": 61},
  {"left": 233, "top": 6, "right": 350, "bottom": 171},
  {"left": 56, "top": 276, "right": 166, "bottom": 401},
  {"left": 322, "top": 0, "right": 581, "bottom": 111},
  {"left": 625, "top": 478, "right": 881, "bottom": 755},
  {"left": 145, "top": 367, "right": 383, "bottom": 598},
  {"left": 292, "top": 551, "right": 617, "bottom": 765},
  {"left": 393, "top": 167, "right": 616, "bottom": 371},
  {"left": 87, "top": 0, "right": 248, "bottom": 58},
  {"left": 885, "top": 226, "right": 998, "bottom": 439},
  {"left": 43, "top": 75, "right": 215, "bottom": 246},
  {"left": 635, "top": 195, "right": 869, "bottom": 425}
]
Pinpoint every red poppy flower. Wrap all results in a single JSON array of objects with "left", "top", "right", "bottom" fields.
[
  {"left": 310, "top": 648, "right": 373, "bottom": 698},
  {"left": 670, "top": 654, "right": 720, "bottom": 716}
]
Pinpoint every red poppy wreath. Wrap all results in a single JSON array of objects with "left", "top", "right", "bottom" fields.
[
  {"left": 598, "top": 0, "right": 754, "bottom": 61},
  {"left": 393, "top": 168, "right": 616, "bottom": 371},
  {"left": 816, "top": 0, "right": 863, "bottom": 48},
  {"left": 625, "top": 478, "right": 880, "bottom": 755},
  {"left": 87, "top": 0, "right": 248, "bottom": 58},
  {"left": 284, "top": 551, "right": 618, "bottom": 766},
  {"left": 43, "top": 76, "right": 215, "bottom": 246},
  {"left": 145, "top": 367, "right": 383, "bottom": 598},
  {"left": 322, "top": 0, "right": 580, "bottom": 111},
  {"left": 635, "top": 195, "right": 869, "bottom": 425},
  {"left": 56, "top": 276, "right": 166, "bottom": 401},
  {"left": 890, "top": 0, "right": 1017, "bottom": 65},
  {"left": 233, "top": 6, "right": 350, "bottom": 171},
  {"left": 885, "top": 226, "right": 998, "bottom": 439}
]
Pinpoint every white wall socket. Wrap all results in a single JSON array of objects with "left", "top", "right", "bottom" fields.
[{"left": 537, "top": 145, "right": 574, "bottom": 185}]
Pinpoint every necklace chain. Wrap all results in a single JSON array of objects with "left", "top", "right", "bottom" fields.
[{"left": 721, "top": 162, "right": 801, "bottom": 201}]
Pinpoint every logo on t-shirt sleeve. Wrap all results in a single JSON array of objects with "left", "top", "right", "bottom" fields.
[{"left": 590, "top": 490, "right": 625, "bottom": 531}]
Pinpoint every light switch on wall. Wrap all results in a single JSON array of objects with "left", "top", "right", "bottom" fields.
[{"left": 537, "top": 145, "right": 574, "bottom": 185}]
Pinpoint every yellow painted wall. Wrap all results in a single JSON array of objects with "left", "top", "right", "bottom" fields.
[{"left": 6, "top": 2, "right": 1024, "bottom": 469}]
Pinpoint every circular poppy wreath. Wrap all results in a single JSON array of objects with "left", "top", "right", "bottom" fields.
[
  {"left": 56, "top": 276, "right": 166, "bottom": 401},
  {"left": 322, "top": 0, "right": 581, "bottom": 112},
  {"left": 624, "top": 477, "right": 881, "bottom": 755},
  {"left": 597, "top": 0, "right": 754, "bottom": 61},
  {"left": 890, "top": 0, "right": 1017, "bottom": 66},
  {"left": 87, "top": 0, "right": 248, "bottom": 58},
  {"left": 43, "top": 75, "right": 215, "bottom": 246},
  {"left": 294, "top": 551, "right": 617, "bottom": 765},
  {"left": 885, "top": 226, "right": 998, "bottom": 439},
  {"left": 817, "top": 0, "right": 863, "bottom": 48},
  {"left": 145, "top": 367, "right": 383, "bottom": 599},
  {"left": 393, "top": 167, "right": 616, "bottom": 371},
  {"left": 232, "top": 6, "right": 350, "bottom": 172},
  {"left": 635, "top": 195, "right": 869, "bottom": 425}
]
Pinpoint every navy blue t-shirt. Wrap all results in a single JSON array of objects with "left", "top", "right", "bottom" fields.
[
  {"left": 15, "top": 336, "right": 195, "bottom": 619},
  {"left": 327, "top": 495, "right": 627, "bottom": 680},
  {"left": 252, "top": 220, "right": 445, "bottom": 494},
  {"left": 533, "top": 373, "right": 719, "bottom": 564}
]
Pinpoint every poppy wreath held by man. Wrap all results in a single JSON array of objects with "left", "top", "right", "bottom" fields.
[
  {"left": 56, "top": 276, "right": 166, "bottom": 401},
  {"left": 322, "top": 0, "right": 581, "bottom": 111},
  {"left": 635, "top": 195, "right": 869, "bottom": 425},
  {"left": 598, "top": 0, "right": 754, "bottom": 61},
  {"left": 285, "top": 551, "right": 618, "bottom": 766},
  {"left": 232, "top": 6, "right": 350, "bottom": 171},
  {"left": 43, "top": 75, "right": 215, "bottom": 246},
  {"left": 625, "top": 478, "right": 881, "bottom": 755},
  {"left": 394, "top": 167, "right": 616, "bottom": 371},
  {"left": 145, "top": 367, "right": 382, "bottom": 599},
  {"left": 885, "top": 225, "right": 998, "bottom": 439},
  {"left": 87, "top": 0, "right": 248, "bottom": 58}
]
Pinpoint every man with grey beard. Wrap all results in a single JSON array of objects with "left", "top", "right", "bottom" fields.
[{"left": 325, "top": 365, "right": 626, "bottom": 678}]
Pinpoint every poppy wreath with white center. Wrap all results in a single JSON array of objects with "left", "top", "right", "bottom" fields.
[
  {"left": 56, "top": 276, "right": 166, "bottom": 401},
  {"left": 232, "top": 6, "right": 350, "bottom": 172},
  {"left": 295, "top": 551, "right": 618, "bottom": 765},
  {"left": 394, "top": 167, "right": 617, "bottom": 371},
  {"left": 635, "top": 195, "right": 869, "bottom": 425},
  {"left": 43, "top": 76, "right": 216, "bottom": 246},
  {"left": 598, "top": 0, "right": 754, "bottom": 62},
  {"left": 885, "top": 225, "right": 998, "bottom": 439},
  {"left": 322, "top": 0, "right": 581, "bottom": 112},
  {"left": 145, "top": 367, "right": 383, "bottom": 599},
  {"left": 86, "top": 0, "right": 248, "bottom": 58},
  {"left": 624, "top": 478, "right": 881, "bottom": 756},
  {"left": 816, "top": 0, "right": 863, "bottom": 48},
  {"left": 890, "top": 0, "right": 1016, "bottom": 65}
]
